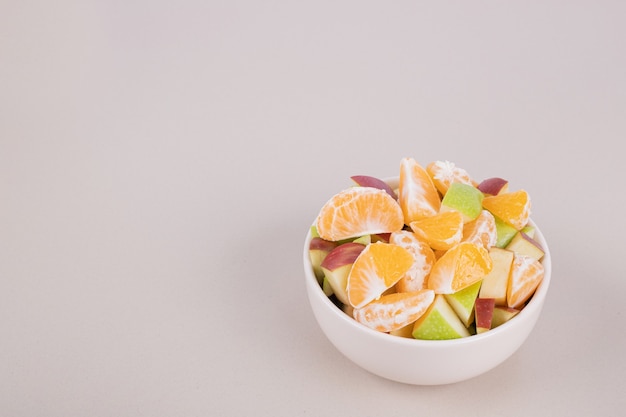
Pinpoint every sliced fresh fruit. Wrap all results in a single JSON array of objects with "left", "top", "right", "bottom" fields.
[
  {"left": 409, "top": 210, "right": 463, "bottom": 251},
  {"left": 322, "top": 276, "right": 334, "bottom": 296},
  {"left": 491, "top": 306, "right": 520, "bottom": 328},
  {"left": 426, "top": 160, "right": 476, "bottom": 195},
  {"left": 494, "top": 215, "right": 519, "bottom": 248},
  {"left": 482, "top": 189, "right": 531, "bottom": 231},
  {"left": 440, "top": 182, "right": 484, "bottom": 223},
  {"left": 444, "top": 279, "right": 482, "bottom": 327},
  {"left": 347, "top": 242, "right": 414, "bottom": 309},
  {"left": 389, "top": 321, "right": 416, "bottom": 338},
  {"left": 398, "top": 157, "right": 441, "bottom": 224},
  {"left": 479, "top": 247, "right": 514, "bottom": 305},
  {"left": 412, "top": 294, "right": 470, "bottom": 340},
  {"left": 309, "top": 237, "right": 338, "bottom": 282},
  {"left": 462, "top": 209, "right": 497, "bottom": 249},
  {"left": 389, "top": 230, "right": 436, "bottom": 292},
  {"left": 505, "top": 231, "right": 545, "bottom": 261},
  {"left": 316, "top": 186, "right": 404, "bottom": 241},
  {"left": 351, "top": 175, "right": 397, "bottom": 199},
  {"left": 428, "top": 242, "right": 493, "bottom": 294},
  {"left": 320, "top": 242, "right": 366, "bottom": 305},
  {"left": 475, "top": 298, "right": 496, "bottom": 334},
  {"left": 507, "top": 254, "right": 545, "bottom": 309},
  {"left": 353, "top": 289, "right": 435, "bottom": 333},
  {"left": 521, "top": 224, "right": 535, "bottom": 238},
  {"left": 477, "top": 177, "right": 509, "bottom": 196}
]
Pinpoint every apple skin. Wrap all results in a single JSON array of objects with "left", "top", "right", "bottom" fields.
[
  {"left": 440, "top": 182, "right": 484, "bottom": 223},
  {"left": 479, "top": 247, "right": 514, "bottom": 305},
  {"left": 475, "top": 298, "right": 496, "bottom": 334},
  {"left": 309, "top": 237, "right": 338, "bottom": 282},
  {"left": 320, "top": 242, "right": 366, "bottom": 305},
  {"left": 505, "top": 231, "right": 545, "bottom": 261},
  {"left": 351, "top": 175, "right": 398, "bottom": 199},
  {"left": 477, "top": 177, "right": 509, "bottom": 196}
]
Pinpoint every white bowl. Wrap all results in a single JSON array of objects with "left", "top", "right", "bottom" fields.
[{"left": 303, "top": 187, "right": 551, "bottom": 385}]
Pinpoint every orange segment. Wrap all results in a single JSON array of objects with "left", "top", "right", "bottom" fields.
[
  {"left": 426, "top": 160, "right": 477, "bottom": 195},
  {"left": 507, "top": 254, "right": 544, "bottom": 308},
  {"left": 482, "top": 189, "right": 531, "bottom": 231},
  {"left": 462, "top": 209, "right": 497, "bottom": 249},
  {"left": 427, "top": 242, "right": 493, "bottom": 294},
  {"left": 316, "top": 186, "right": 404, "bottom": 241},
  {"left": 353, "top": 289, "right": 435, "bottom": 332},
  {"left": 389, "top": 231, "right": 436, "bottom": 292},
  {"left": 409, "top": 210, "right": 463, "bottom": 251},
  {"left": 398, "top": 157, "right": 441, "bottom": 224},
  {"left": 347, "top": 242, "right": 414, "bottom": 309}
]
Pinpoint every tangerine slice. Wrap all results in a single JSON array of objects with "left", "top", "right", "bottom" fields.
[
  {"left": 409, "top": 210, "right": 464, "bottom": 251},
  {"left": 389, "top": 230, "right": 436, "bottom": 292},
  {"left": 427, "top": 242, "right": 493, "bottom": 294},
  {"left": 507, "top": 254, "right": 544, "bottom": 308},
  {"left": 462, "top": 209, "right": 497, "bottom": 249},
  {"left": 353, "top": 289, "right": 435, "bottom": 332},
  {"left": 347, "top": 242, "right": 414, "bottom": 309},
  {"left": 398, "top": 157, "right": 441, "bottom": 224},
  {"left": 426, "top": 160, "right": 476, "bottom": 195},
  {"left": 316, "top": 186, "right": 404, "bottom": 241},
  {"left": 482, "top": 189, "right": 531, "bottom": 231}
]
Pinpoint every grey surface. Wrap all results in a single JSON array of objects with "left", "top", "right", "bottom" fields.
[{"left": 2, "top": 1, "right": 625, "bottom": 415}]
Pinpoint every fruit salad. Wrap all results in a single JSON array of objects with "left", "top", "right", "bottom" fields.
[{"left": 308, "top": 158, "right": 546, "bottom": 340}]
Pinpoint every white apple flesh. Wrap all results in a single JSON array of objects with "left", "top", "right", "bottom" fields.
[
  {"left": 479, "top": 247, "right": 514, "bottom": 305},
  {"left": 320, "top": 242, "right": 366, "bottom": 305},
  {"left": 309, "top": 237, "right": 338, "bottom": 283},
  {"left": 505, "top": 231, "right": 545, "bottom": 261}
]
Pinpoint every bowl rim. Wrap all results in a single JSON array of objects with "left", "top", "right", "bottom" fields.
[{"left": 303, "top": 182, "right": 551, "bottom": 347}]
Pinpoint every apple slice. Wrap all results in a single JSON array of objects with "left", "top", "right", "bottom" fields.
[
  {"left": 440, "top": 182, "right": 484, "bottom": 223},
  {"left": 505, "top": 231, "right": 545, "bottom": 261},
  {"left": 494, "top": 215, "right": 518, "bottom": 248},
  {"left": 475, "top": 298, "right": 495, "bottom": 334},
  {"left": 479, "top": 247, "right": 514, "bottom": 305},
  {"left": 412, "top": 295, "right": 470, "bottom": 340},
  {"left": 477, "top": 177, "right": 509, "bottom": 196},
  {"left": 309, "top": 237, "right": 338, "bottom": 283},
  {"left": 351, "top": 175, "right": 398, "bottom": 199},
  {"left": 320, "top": 242, "right": 366, "bottom": 305},
  {"left": 444, "top": 280, "right": 482, "bottom": 327},
  {"left": 491, "top": 306, "right": 520, "bottom": 328}
]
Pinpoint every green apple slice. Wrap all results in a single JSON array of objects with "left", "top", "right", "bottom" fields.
[
  {"left": 412, "top": 295, "right": 470, "bottom": 340},
  {"left": 444, "top": 280, "right": 482, "bottom": 327},
  {"left": 440, "top": 182, "right": 484, "bottom": 223},
  {"left": 494, "top": 215, "right": 518, "bottom": 248}
]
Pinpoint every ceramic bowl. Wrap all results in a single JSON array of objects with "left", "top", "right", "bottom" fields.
[{"left": 303, "top": 180, "right": 551, "bottom": 385}]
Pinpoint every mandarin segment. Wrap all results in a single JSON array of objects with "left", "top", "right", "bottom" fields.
[
  {"left": 316, "top": 186, "right": 404, "bottom": 241},
  {"left": 389, "top": 231, "right": 436, "bottom": 292},
  {"left": 426, "top": 160, "right": 476, "bottom": 196},
  {"left": 482, "top": 189, "right": 531, "bottom": 231},
  {"left": 398, "top": 157, "right": 441, "bottom": 224},
  {"left": 507, "top": 254, "right": 544, "bottom": 309},
  {"left": 347, "top": 242, "right": 415, "bottom": 309},
  {"left": 353, "top": 289, "right": 435, "bottom": 333},
  {"left": 462, "top": 209, "right": 498, "bottom": 249},
  {"left": 427, "top": 242, "right": 493, "bottom": 294},
  {"left": 409, "top": 210, "right": 464, "bottom": 251}
]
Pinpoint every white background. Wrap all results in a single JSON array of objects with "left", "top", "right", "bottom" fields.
[{"left": 2, "top": 1, "right": 625, "bottom": 415}]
